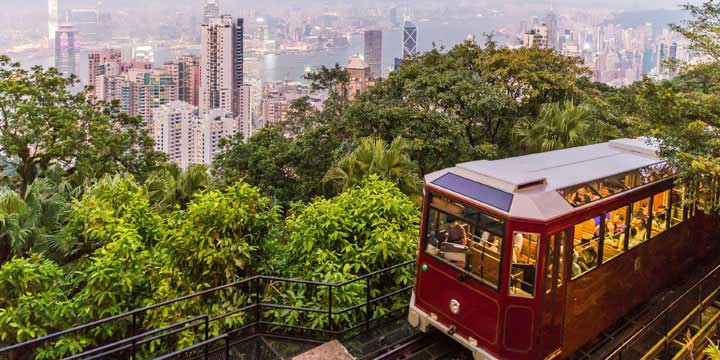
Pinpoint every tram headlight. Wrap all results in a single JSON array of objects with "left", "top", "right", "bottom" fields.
[
  {"left": 449, "top": 299, "right": 460, "bottom": 314},
  {"left": 408, "top": 309, "right": 420, "bottom": 327}
]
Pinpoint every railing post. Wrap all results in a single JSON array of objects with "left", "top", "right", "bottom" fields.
[
  {"left": 255, "top": 277, "right": 261, "bottom": 328},
  {"left": 366, "top": 277, "right": 371, "bottom": 331},
  {"left": 328, "top": 285, "right": 334, "bottom": 334},
  {"left": 225, "top": 336, "right": 230, "bottom": 360},
  {"left": 131, "top": 313, "right": 137, "bottom": 360},
  {"left": 204, "top": 316, "right": 209, "bottom": 360}
]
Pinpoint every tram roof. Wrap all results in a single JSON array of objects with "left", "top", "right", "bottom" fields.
[{"left": 425, "top": 138, "right": 669, "bottom": 221}]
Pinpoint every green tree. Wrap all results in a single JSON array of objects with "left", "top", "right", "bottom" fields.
[
  {"left": 274, "top": 177, "right": 419, "bottom": 328},
  {"left": 514, "top": 101, "right": 616, "bottom": 153},
  {"left": 0, "top": 255, "right": 73, "bottom": 348},
  {"left": 145, "top": 163, "right": 209, "bottom": 210},
  {"left": 58, "top": 175, "right": 162, "bottom": 263},
  {"left": 213, "top": 127, "right": 303, "bottom": 205},
  {"left": 0, "top": 179, "right": 70, "bottom": 264},
  {"left": 0, "top": 56, "right": 165, "bottom": 197},
  {"left": 671, "top": 1, "right": 720, "bottom": 62},
  {"left": 323, "top": 137, "right": 421, "bottom": 197}
]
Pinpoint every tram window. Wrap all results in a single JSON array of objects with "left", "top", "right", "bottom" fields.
[
  {"left": 670, "top": 186, "right": 685, "bottom": 227},
  {"left": 603, "top": 206, "right": 628, "bottom": 263},
  {"left": 563, "top": 185, "right": 600, "bottom": 206},
  {"left": 629, "top": 198, "right": 650, "bottom": 248},
  {"left": 651, "top": 190, "right": 670, "bottom": 237},
  {"left": 572, "top": 217, "right": 600, "bottom": 279},
  {"left": 590, "top": 173, "right": 629, "bottom": 197},
  {"left": 510, "top": 232, "right": 539, "bottom": 298},
  {"left": 424, "top": 194, "right": 505, "bottom": 290},
  {"left": 697, "top": 186, "right": 710, "bottom": 214}
]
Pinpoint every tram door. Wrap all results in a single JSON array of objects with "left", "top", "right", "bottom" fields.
[{"left": 541, "top": 229, "right": 570, "bottom": 358}]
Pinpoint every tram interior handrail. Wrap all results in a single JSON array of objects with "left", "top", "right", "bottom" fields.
[
  {"left": 0, "top": 259, "right": 416, "bottom": 359},
  {"left": 606, "top": 260, "right": 720, "bottom": 359}
]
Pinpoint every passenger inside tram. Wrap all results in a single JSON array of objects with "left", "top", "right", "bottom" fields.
[
  {"left": 570, "top": 187, "right": 593, "bottom": 206},
  {"left": 603, "top": 206, "right": 629, "bottom": 263},
  {"left": 572, "top": 216, "right": 601, "bottom": 278},
  {"left": 629, "top": 198, "right": 650, "bottom": 248}
]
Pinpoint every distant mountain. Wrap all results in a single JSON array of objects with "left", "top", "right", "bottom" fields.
[{"left": 604, "top": 9, "right": 688, "bottom": 28}]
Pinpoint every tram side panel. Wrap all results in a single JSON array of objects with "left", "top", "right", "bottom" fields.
[{"left": 561, "top": 220, "right": 707, "bottom": 355}]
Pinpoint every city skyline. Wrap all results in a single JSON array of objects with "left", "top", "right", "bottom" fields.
[{"left": 0, "top": 0, "right": 703, "bottom": 170}]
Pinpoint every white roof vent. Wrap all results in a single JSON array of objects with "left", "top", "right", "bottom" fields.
[
  {"left": 608, "top": 138, "right": 659, "bottom": 157},
  {"left": 514, "top": 178, "right": 547, "bottom": 192}
]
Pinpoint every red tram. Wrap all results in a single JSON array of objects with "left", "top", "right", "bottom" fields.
[{"left": 407, "top": 138, "right": 719, "bottom": 359}]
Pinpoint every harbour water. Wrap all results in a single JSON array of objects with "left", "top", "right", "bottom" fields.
[{"left": 257, "top": 16, "right": 512, "bottom": 82}]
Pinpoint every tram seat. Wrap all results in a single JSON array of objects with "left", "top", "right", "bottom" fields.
[
  {"left": 439, "top": 242, "right": 466, "bottom": 265},
  {"left": 468, "top": 245, "right": 501, "bottom": 283}
]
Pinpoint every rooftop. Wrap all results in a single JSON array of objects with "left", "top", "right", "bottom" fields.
[{"left": 425, "top": 138, "right": 668, "bottom": 221}]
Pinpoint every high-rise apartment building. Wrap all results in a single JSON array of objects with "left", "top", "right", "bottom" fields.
[
  {"left": 200, "top": 15, "right": 244, "bottom": 116},
  {"left": 364, "top": 30, "right": 382, "bottom": 79},
  {"left": 522, "top": 25, "right": 549, "bottom": 48},
  {"left": 262, "top": 92, "right": 290, "bottom": 126},
  {"left": 54, "top": 24, "right": 79, "bottom": 76},
  {"left": 151, "top": 102, "right": 236, "bottom": 169},
  {"left": 88, "top": 48, "right": 122, "bottom": 92},
  {"left": 203, "top": 109, "right": 237, "bottom": 162},
  {"left": 164, "top": 55, "right": 201, "bottom": 107},
  {"left": 151, "top": 101, "right": 203, "bottom": 170},
  {"left": 402, "top": 20, "right": 417, "bottom": 59},
  {"left": 128, "top": 68, "right": 178, "bottom": 124}
]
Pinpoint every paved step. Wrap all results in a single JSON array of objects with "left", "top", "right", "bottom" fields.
[{"left": 293, "top": 340, "right": 355, "bottom": 360}]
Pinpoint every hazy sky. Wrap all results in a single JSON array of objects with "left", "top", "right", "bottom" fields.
[{"left": 0, "top": 0, "right": 693, "bottom": 40}]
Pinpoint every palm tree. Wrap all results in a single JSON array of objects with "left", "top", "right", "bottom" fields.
[
  {"left": 145, "top": 163, "right": 209, "bottom": 209},
  {"left": 515, "top": 101, "right": 593, "bottom": 153},
  {"left": 0, "top": 178, "right": 69, "bottom": 263},
  {"left": 323, "top": 137, "right": 421, "bottom": 197}
]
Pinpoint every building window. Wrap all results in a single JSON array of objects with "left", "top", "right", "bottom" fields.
[
  {"left": 603, "top": 205, "right": 628, "bottom": 263},
  {"left": 629, "top": 197, "right": 650, "bottom": 248},
  {"left": 572, "top": 216, "right": 600, "bottom": 279},
  {"left": 509, "top": 232, "right": 539, "bottom": 298}
]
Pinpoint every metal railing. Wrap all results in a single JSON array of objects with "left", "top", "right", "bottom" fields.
[
  {"left": 0, "top": 260, "right": 416, "bottom": 360},
  {"left": 605, "top": 260, "right": 720, "bottom": 360}
]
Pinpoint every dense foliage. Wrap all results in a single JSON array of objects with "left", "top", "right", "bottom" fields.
[{"left": 1, "top": 0, "right": 720, "bottom": 357}]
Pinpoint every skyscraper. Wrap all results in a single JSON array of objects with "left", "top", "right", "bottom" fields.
[
  {"left": 364, "top": 30, "right": 382, "bottom": 79},
  {"left": 48, "top": 0, "right": 62, "bottom": 48},
  {"left": 202, "top": 0, "right": 220, "bottom": 25},
  {"left": 389, "top": 7, "right": 398, "bottom": 27},
  {"left": 200, "top": 15, "right": 243, "bottom": 117},
  {"left": 402, "top": 20, "right": 417, "bottom": 59},
  {"left": 54, "top": 24, "right": 79, "bottom": 76},
  {"left": 544, "top": 11, "right": 558, "bottom": 49}
]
